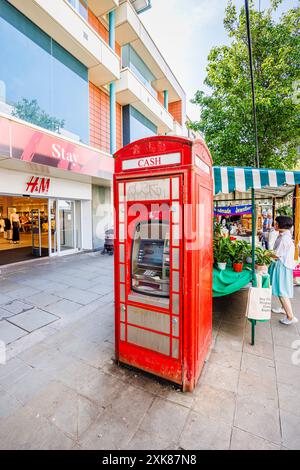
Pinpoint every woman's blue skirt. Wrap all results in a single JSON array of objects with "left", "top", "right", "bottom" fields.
[{"left": 269, "top": 260, "right": 294, "bottom": 298}]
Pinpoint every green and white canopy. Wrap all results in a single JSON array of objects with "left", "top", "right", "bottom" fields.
[{"left": 213, "top": 166, "right": 300, "bottom": 196}]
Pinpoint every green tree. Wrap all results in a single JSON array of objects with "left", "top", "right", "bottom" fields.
[
  {"left": 12, "top": 98, "right": 65, "bottom": 133},
  {"left": 189, "top": 1, "right": 300, "bottom": 169}
]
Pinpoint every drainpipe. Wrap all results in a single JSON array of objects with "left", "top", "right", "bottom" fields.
[
  {"left": 163, "top": 90, "right": 169, "bottom": 110},
  {"left": 109, "top": 10, "right": 116, "bottom": 155}
]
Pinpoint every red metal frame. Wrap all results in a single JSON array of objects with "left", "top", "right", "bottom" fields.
[{"left": 114, "top": 136, "right": 213, "bottom": 391}]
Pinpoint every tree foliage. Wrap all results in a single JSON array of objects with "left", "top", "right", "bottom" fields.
[
  {"left": 189, "top": 1, "right": 300, "bottom": 169},
  {"left": 12, "top": 98, "right": 65, "bottom": 133}
]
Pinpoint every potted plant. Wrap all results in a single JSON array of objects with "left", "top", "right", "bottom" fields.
[
  {"left": 229, "top": 240, "right": 251, "bottom": 273},
  {"left": 254, "top": 247, "right": 275, "bottom": 274},
  {"left": 213, "top": 237, "right": 230, "bottom": 270}
]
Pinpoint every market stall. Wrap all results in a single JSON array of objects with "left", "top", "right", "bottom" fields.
[{"left": 213, "top": 166, "right": 300, "bottom": 343}]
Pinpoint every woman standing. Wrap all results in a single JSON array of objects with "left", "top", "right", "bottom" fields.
[{"left": 270, "top": 216, "right": 298, "bottom": 325}]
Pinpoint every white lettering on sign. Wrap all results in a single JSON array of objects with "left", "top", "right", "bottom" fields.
[
  {"left": 52, "top": 143, "right": 78, "bottom": 167},
  {"left": 25, "top": 176, "right": 50, "bottom": 194},
  {"left": 122, "top": 153, "right": 181, "bottom": 171}
]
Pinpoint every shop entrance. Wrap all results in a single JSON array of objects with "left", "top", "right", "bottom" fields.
[
  {"left": 0, "top": 195, "right": 49, "bottom": 265},
  {"left": 0, "top": 196, "right": 81, "bottom": 266}
]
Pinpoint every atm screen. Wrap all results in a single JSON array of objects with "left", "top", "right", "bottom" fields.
[
  {"left": 131, "top": 221, "right": 170, "bottom": 298},
  {"left": 138, "top": 240, "right": 164, "bottom": 267}
]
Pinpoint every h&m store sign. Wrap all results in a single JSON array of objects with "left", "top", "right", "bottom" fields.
[{"left": 25, "top": 176, "right": 51, "bottom": 195}]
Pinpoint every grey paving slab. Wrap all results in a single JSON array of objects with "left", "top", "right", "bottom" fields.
[
  {"left": 274, "top": 344, "right": 299, "bottom": 366},
  {"left": 243, "top": 338, "right": 274, "bottom": 360},
  {"left": 0, "top": 280, "right": 21, "bottom": 293},
  {"left": 27, "top": 380, "right": 100, "bottom": 440},
  {"left": 240, "top": 352, "right": 276, "bottom": 380},
  {"left": 0, "top": 406, "right": 74, "bottom": 450},
  {"left": 234, "top": 397, "right": 281, "bottom": 444},
  {"left": 24, "top": 292, "right": 61, "bottom": 308},
  {"left": 208, "top": 348, "right": 242, "bottom": 370},
  {"left": 87, "top": 283, "right": 114, "bottom": 296},
  {"left": 44, "top": 299, "right": 82, "bottom": 317},
  {"left": 1, "top": 300, "right": 33, "bottom": 315},
  {"left": 193, "top": 383, "right": 236, "bottom": 425},
  {"left": 2, "top": 367, "right": 52, "bottom": 406},
  {"left": 237, "top": 371, "right": 278, "bottom": 408},
  {"left": 0, "top": 387, "right": 23, "bottom": 419},
  {"left": 127, "top": 429, "right": 176, "bottom": 450},
  {"left": 139, "top": 397, "right": 189, "bottom": 443},
  {"left": 8, "top": 308, "right": 59, "bottom": 333},
  {"left": 0, "top": 293, "right": 13, "bottom": 305},
  {"left": 179, "top": 411, "right": 232, "bottom": 450},
  {"left": 201, "top": 362, "right": 240, "bottom": 393},
  {"left": 276, "top": 361, "right": 300, "bottom": 389},
  {"left": 0, "top": 320, "right": 27, "bottom": 344},
  {"left": 0, "top": 307, "right": 16, "bottom": 320},
  {"left": 230, "top": 427, "right": 280, "bottom": 450},
  {"left": 278, "top": 382, "right": 300, "bottom": 417},
  {"left": 6, "top": 286, "right": 41, "bottom": 301},
  {"left": 57, "top": 287, "right": 100, "bottom": 305},
  {"left": 0, "top": 357, "right": 32, "bottom": 388},
  {"left": 281, "top": 410, "right": 300, "bottom": 449},
  {"left": 79, "top": 386, "right": 155, "bottom": 450}
]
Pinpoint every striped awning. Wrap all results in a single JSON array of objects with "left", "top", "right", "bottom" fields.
[{"left": 213, "top": 167, "right": 300, "bottom": 195}]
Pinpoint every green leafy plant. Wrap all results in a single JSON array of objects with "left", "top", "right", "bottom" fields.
[
  {"left": 277, "top": 205, "right": 293, "bottom": 217},
  {"left": 214, "top": 221, "right": 222, "bottom": 238},
  {"left": 12, "top": 98, "right": 65, "bottom": 133},
  {"left": 254, "top": 247, "right": 275, "bottom": 266},
  {"left": 229, "top": 240, "right": 252, "bottom": 264},
  {"left": 213, "top": 237, "right": 231, "bottom": 263}
]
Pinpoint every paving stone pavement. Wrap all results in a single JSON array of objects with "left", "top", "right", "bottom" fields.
[{"left": 0, "top": 252, "right": 299, "bottom": 450}]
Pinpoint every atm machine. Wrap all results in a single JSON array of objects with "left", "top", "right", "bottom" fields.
[{"left": 113, "top": 136, "right": 213, "bottom": 392}]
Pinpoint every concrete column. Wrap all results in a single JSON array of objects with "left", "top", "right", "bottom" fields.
[
  {"left": 163, "top": 90, "right": 169, "bottom": 109},
  {"left": 109, "top": 10, "right": 116, "bottom": 155},
  {"left": 108, "top": 10, "right": 115, "bottom": 50}
]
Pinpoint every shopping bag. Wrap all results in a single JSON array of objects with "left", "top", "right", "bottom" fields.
[
  {"left": 293, "top": 263, "right": 300, "bottom": 278},
  {"left": 246, "top": 274, "right": 272, "bottom": 321}
]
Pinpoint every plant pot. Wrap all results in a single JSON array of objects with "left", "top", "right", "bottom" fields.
[
  {"left": 255, "top": 264, "right": 268, "bottom": 274},
  {"left": 217, "top": 262, "right": 227, "bottom": 270},
  {"left": 233, "top": 262, "right": 243, "bottom": 273}
]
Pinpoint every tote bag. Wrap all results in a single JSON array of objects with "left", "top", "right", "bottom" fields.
[{"left": 246, "top": 274, "right": 272, "bottom": 321}]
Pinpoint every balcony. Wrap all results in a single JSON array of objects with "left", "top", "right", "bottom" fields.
[
  {"left": 88, "top": 0, "right": 119, "bottom": 17},
  {"left": 8, "top": 0, "right": 120, "bottom": 87},
  {"left": 115, "top": 1, "right": 185, "bottom": 103},
  {"left": 115, "top": 68, "right": 174, "bottom": 133}
]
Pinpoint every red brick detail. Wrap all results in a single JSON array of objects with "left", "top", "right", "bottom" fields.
[
  {"left": 168, "top": 100, "right": 182, "bottom": 125},
  {"left": 157, "top": 92, "right": 164, "bottom": 106},
  {"left": 89, "top": 82, "right": 122, "bottom": 154}
]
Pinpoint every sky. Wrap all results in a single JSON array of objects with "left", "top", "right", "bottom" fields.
[{"left": 141, "top": 0, "right": 298, "bottom": 122}]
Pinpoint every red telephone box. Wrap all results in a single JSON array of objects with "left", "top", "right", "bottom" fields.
[{"left": 113, "top": 136, "right": 213, "bottom": 392}]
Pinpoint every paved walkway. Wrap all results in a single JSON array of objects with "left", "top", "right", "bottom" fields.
[{"left": 0, "top": 253, "right": 299, "bottom": 450}]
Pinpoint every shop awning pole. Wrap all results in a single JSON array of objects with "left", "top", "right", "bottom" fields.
[
  {"left": 251, "top": 187, "right": 256, "bottom": 345},
  {"left": 251, "top": 188, "right": 256, "bottom": 283}
]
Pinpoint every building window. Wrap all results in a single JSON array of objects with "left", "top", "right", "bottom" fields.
[
  {"left": 67, "top": 0, "right": 88, "bottom": 21},
  {"left": 123, "top": 105, "right": 157, "bottom": 146},
  {"left": 122, "top": 44, "right": 157, "bottom": 97},
  {"left": 0, "top": 0, "right": 89, "bottom": 143}
]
